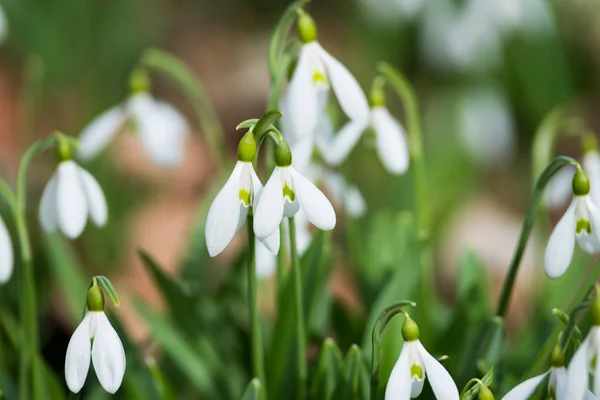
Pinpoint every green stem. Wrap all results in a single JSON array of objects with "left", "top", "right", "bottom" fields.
[
  {"left": 246, "top": 216, "right": 267, "bottom": 396},
  {"left": 288, "top": 217, "right": 307, "bottom": 399},
  {"left": 369, "top": 301, "right": 415, "bottom": 400},
  {"left": 140, "top": 49, "right": 227, "bottom": 170},
  {"left": 495, "top": 156, "right": 579, "bottom": 317}
]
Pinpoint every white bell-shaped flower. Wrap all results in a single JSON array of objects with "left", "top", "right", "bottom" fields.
[
  {"left": 65, "top": 283, "right": 126, "bottom": 394},
  {"left": 567, "top": 324, "right": 600, "bottom": 400},
  {"left": 0, "top": 214, "right": 13, "bottom": 284},
  {"left": 545, "top": 170, "right": 600, "bottom": 278},
  {"left": 253, "top": 141, "right": 336, "bottom": 240},
  {"left": 385, "top": 318, "right": 459, "bottom": 400},
  {"left": 39, "top": 160, "right": 108, "bottom": 239},
  {"left": 77, "top": 92, "right": 189, "bottom": 167},
  {"left": 287, "top": 12, "right": 369, "bottom": 141}
]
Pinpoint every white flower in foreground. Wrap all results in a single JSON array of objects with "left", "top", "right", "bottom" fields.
[
  {"left": 287, "top": 12, "right": 369, "bottom": 141},
  {"left": 385, "top": 318, "right": 459, "bottom": 400},
  {"left": 205, "top": 132, "right": 279, "bottom": 257},
  {"left": 0, "top": 215, "right": 13, "bottom": 284},
  {"left": 65, "top": 286, "right": 125, "bottom": 394},
  {"left": 567, "top": 324, "right": 600, "bottom": 400},
  {"left": 546, "top": 151, "right": 600, "bottom": 210},
  {"left": 39, "top": 160, "right": 107, "bottom": 239},
  {"left": 545, "top": 169, "right": 600, "bottom": 278},
  {"left": 323, "top": 104, "right": 410, "bottom": 175},
  {"left": 253, "top": 142, "right": 336, "bottom": 240},
  {"left": 77, "top": 92, "right": 189, "bottom": 167}
]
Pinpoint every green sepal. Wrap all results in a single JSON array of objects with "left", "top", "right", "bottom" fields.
[
  {"left": 310, "top": 338, "right": 345, "bottom": 400},
  {"left": 573, "top": 169, "right": 591, "bottom": 196},
  {"left": 240, "top": 378, "right": 263, "bottom": 400},
  {"left": 237, "top": 119, "right": 259, "bottom": 130},
  {"left": 95, "top": 275, "right": 121, "bottom": 308}
]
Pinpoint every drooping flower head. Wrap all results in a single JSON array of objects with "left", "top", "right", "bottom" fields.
[
  {"left": 65, "top": 282, "right": 125, "bottom": 394},
  {"left": 205, "top": 129, "right": 279, "bottom": 257},
  {"left": 0, "top": 214, "right": 13, "bottom": 284},
  {"left": 545, "top": 169, "right": 600, "bottom": 278},
  {"left": 40, "top": 136, "right": 108, "bottom": 239},
  {"left": 385, "top": 317, "right": 459, "bottom": 399}
]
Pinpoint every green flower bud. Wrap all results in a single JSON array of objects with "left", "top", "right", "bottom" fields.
[
  {"left": 477, "top": 384, "right": 494, "bottom": 400},
  {"left": 57, "top": 135, "right": 72, "bottom": 162},
  {"left": 572, "top": 169, "right": 590, "bottom": 196},
  {"left": 237, "top": 130, "right": 257, "bottom": 162},
  {"left": 402, "top": 318, "right": 419, "bottom": 342},
  {"left": 87, "top": 285, "right": 105, "bottom": 312},
  {"left": 297, "top": 11, "right": 317, "bottom": 43},
  {"left": 275, "top": 141, "right": 292, "bottom": 167},
  {"left": 550, "top": 345, "right": 564, "bottom": 367},
  {"left": 129, "top": 68, "right": 151, "bottom": 94}
]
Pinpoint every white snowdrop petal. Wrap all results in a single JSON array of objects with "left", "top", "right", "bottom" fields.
[
  {"left": 137, "top": 101, "right": 189, "bottom": 167},
  {"left": 205, "top": 162, "right": 244, "bottom": 257},
  {"left": 290, "top": 136, "right": 315, "bottom": 175},
  {"left": 260, "top": 229, "right": 280, "bottom": 255},
  {"left": 290, "top": 168, "right": 336, "bottom": 231},
  {"left": 384, "top": 342, "right": 412, "bottom": 400},
  {"left": 417, "top": 342, "right": 459, "bottom": 400},
  {"left": 255, "top": 240, "right": 276, "bottom": 279},
  {"left": 345, "top": 185, "right": 367, "bottom": 218},
  {"left": 501, "top": 371, "right": 548, "bottom": 400},
  {"left": 411, "top": 375, "right": 425, "bottom": 398},
  {"left": 65, "top": 313, "right": 92, "bottom": 394},
  {"left": 567, "top": 333, "right": 591, "bottom": 400},
  {"left": 77, "top": 106, "right": 126, "bottom": 160},
  {"left": 585, "top": 151, "right": 600, "bottom": 205},
  {"left": 553, "top": 367, "right": 567, "bottom": 400},
  {"left": 254, "top": 167, "right": 285, "bottom": 239},
  {"left": 77, "top": 166, "right": 108, "bottom": 227},
  {"left": 92, "top": 312, "right": 126, "bottom": 394},
  {"left": 322, "top": 120, "right": 368, "bottom": 166},
  {"left": 544, "top": 201, "right": 576, "bottom": 278},
  {"left": 39, "top": 175, "right": 58, "bottom": 232},
  {"left": 315, "top": 43, "right": 369, "bottom": 122},
  {"left": 294, "top": 210, "right": 313, "bottom": 255},
  {"left": 372, "top": 107, "right": 410, "bottom": 175},
  {"left": 57, "top": 161, "right": 89, "bottom": 239},
  {"left": 545, "top": 166, "right": 575, "bottom": 209},
  {"left": 595, "top": 343, "right": 600, "bottom": 398},
  {"left": 0, "top": 215, "right": 13, "bottom": 283},
  {"left": 287, "top": 46, "right": 320, "bottom": 140}
]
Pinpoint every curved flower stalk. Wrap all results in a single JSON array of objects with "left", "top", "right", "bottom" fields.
[
  {"left": 384, "top": 315, "right": 459, "bottom": 399},
  {"left": 66, "top": 278, "right": 125, "bottom": 394},
  {"left": 78, "top": 72, "right": 189, "bottom": 167},
  {"left": 545, "top": 169, "right": 600, "bottom": 278},
  {"left": 0, "top": 214, "right": 13, "bottom": 283},
  {"left": 205, "top": 130, "right": 280, "bottom": 257},
  {"left": 39, "top": 138, "right": 108, "bottom": 239},
  {"left": 286, "top": 11, "right": 369, "bottom": 141}
]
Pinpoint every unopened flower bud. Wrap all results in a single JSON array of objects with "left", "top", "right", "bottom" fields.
[
  {"left": 237, "top": 130, "right": 257, "bottom": 162},
  {"left": 275, "top": 141, "right": 292, "bottom": 167},
  {"left": 401, "top": 318, "right": 419, "bottom": 342},
  {"left": 87, "top": 284, "right": 105, "bottom": 312},
  {"left": 297, "top": 11, "right": 317, "bottom": 43},
  {"left": 477, "top": 384, "right": 494, "bottom": 400},
  {"left": 572, "top": 169, "right": 590, "bottom": 196}
]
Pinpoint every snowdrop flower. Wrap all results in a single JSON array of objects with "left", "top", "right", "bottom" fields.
[
  {"left": 78, "top": 92, "right": 189, "bottom": 167},
  {"left": 65, "top": 284, "right": 125, "bottom": 394},
  {"left": 286, "top": 11, "right": 369, "bottom": 141},
  {"left": 319, "top": 169, "right": 367, "bottom": 218},
  {"left": 40, "top": 155, "right": 108, "bottom": 239},
  {"left": 205, "top": 131, "right": 279, "bottom": 257},
  {"left": 0, "top": 215, "right": 13, "bottom": 284},
  {"left": 385, "top": 317, "right": 459, "bottom": 399},
  {"left": 567, "top": 298, "right": 600, "bottom": 400},
  {"left": 545, "top": 169, "right": 600, "bottom": 278},
  {"left": 0, "top": 5, "right": 8, "bottom": 44},
  {"left": 253, "top": 141, "right": 336, "bottom": 240}
]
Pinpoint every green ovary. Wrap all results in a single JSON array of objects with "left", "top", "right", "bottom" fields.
[
  {"left": 239, "top": 189, "right": 252, "bottom": 206},
  {"left": 410, "top": 364, "right": 423, "bottom": 380},
  {"left": 313, "top": 71, "right": 327, "bottom": 86},
  {"left": 283, "top": 183, "right": 296, "bottom": 202},
  {"left": 577, "top": 219, "right": 592, "bottom": 234}
]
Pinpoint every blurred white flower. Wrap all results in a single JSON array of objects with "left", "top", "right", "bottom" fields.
[
  {"left": 356, "top": 0, "right": 424, "bottom": 27},
  {"left": 457, "top": 87, "right": 515, "bottom": 167},
  {"left": 253, "top": 165, "right": 336, "bottom": 240},
  {"left": 385, "top": 334, "right": 459, "bottom": 399},
  {"left": 65, "top": 311, "right": 125, "bottom": 394},
  {"left": 567, "top": 326, "right": 600, "bottom": 400},
  {"left": 0, "top": 5, "right": 8, "bottom": 44},
  {"left": 78, "top": 93, "right": 189, "bottom": 167},
  {"left": 0, "top": 215, "right": 13, "bottom": 284},
  {"left": 320, "top": 170, "right": 367, "bottom": 218},
  {"left": 501, "top": 367, "right": 571, "bottom": 400},
  {"left": 205, "top": 160, "right": 279, "bottom": 257},
  {"left": 39, "top": 160, "right": 107, "bottom": 239},
  {"left": 545, "top": 165, "right": 577, "bottom": 210}
]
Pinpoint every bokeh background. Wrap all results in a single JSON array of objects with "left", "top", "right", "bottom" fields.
[{"left": 2, "top": 0, "right": 600, "bottom": 398}]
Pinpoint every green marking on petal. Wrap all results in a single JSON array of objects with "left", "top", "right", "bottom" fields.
[
  {"left": 591, "top": 355, "right": 597, "bottom": 373},
  {"left": 239, "top": 189, "right": 252, "bottom": 206},
  {"left": 283, "top": 183, "right": 296, "bottom": 202},
  {"left": 548, "top": 385, "right": 556, "bottom": 400},
  {"left": 576, "top": 219, "right": 592, "bottom": 234},
  {"left": 313, "top": 71, "right": 327, "bottom": 86},
  {"left": 410, "top": 364, "right": 423, "bottom": 380}
]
